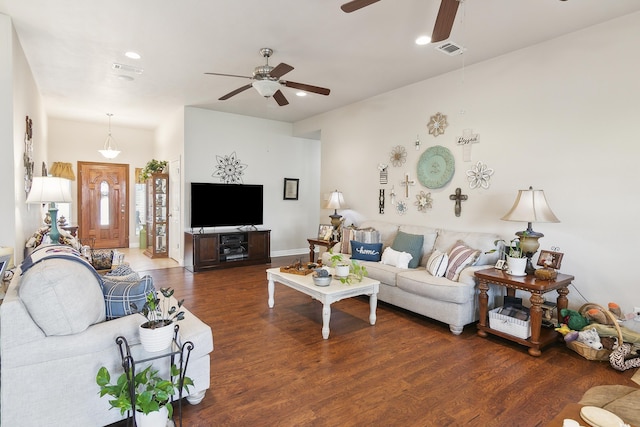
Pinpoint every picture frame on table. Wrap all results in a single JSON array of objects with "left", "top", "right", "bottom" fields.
[
  {"left": 495, "top": 259, "right": 506, "bottom": 270},
  {"left": 283, "top": 178, "right": 299, "bottom": 200},
  {"left": 318, "top": 224, "right": 333, "bottom": 241},
  {"left": 537, "top": 250, "right": 564, "bottom": 270}
]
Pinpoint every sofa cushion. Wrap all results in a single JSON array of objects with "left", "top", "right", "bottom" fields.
[
  {"left": 435, "top": 230, "right": 500, "bottom": 266},
  {"left": 396, "top": 270, "right": 476, "bottom": 304},
  {"left": 363, "top": 260, "right": 401, "bottom": 286},
  {"left": 380, "top": 247, "right": 413, "bottom": 269},
  {"left": 102, "top": 274, "right": 155, "bottom": 320},
  {"left": 358, "top": 220, "right": 400, "bottom": 249},
  {"left": 427, "top": 250, "right": 449, "bottom": 277},
  {"left": 446, "top": 241, "right": 480, "bottom": 281},
  {"left": 18, "top": 258, "right": 106, "bottom": 336},
  {"left": 350, "top": 241, "right": 383, "bottom": 262},
  {"left": 391, "top": 231, "right": 424, "bottom": 269},
  {"left": 398, "top": 225, "right": 438, "bottom": 266}
]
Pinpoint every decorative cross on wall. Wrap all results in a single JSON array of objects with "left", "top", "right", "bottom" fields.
[
  {"left": 401, "top": 173, "right": 415, "bottom": 198},
  {"left": 456, "top": 129, "right": 480, "bottom": 162},
  {"left": 449, "top": 187, "right": 468, "bottom": 217}
]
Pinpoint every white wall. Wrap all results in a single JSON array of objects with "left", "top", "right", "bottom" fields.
[
  {"left": 48, "top": 117, "right": 155, "bottom": 247},
  {"left": 184, "top": 107, "right": 321, "bottom": 256},
  {"left": 1, "top": 13, "right": 47, "bottom": 265},
  {"left": 294, "top": 12, "right": 640, "bottom": 312}
]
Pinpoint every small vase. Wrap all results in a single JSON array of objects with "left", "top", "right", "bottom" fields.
[
  {"left": 506, "top": 256, "right": 527, "bottom": 277},
  {"left": 139, "top": 320, "right": 174, "bottom": 352},
  {"left": 134, "top": 405, "right": 169, "bottom": 427}
]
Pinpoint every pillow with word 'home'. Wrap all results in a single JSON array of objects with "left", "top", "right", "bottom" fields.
[{"left": 350, "top": 241, "right": 383, "bottom": 262}]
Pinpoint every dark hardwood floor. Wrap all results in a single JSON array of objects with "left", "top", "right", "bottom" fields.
[{"left": 125, "top": 256, "right": 636, "bottom": 426}]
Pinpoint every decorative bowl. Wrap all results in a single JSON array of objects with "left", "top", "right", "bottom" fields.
[{"left": 312, "top": 274, "right": 332, "bottom": 287}]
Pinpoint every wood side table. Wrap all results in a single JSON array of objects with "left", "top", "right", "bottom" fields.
[
  {"left": 307, "top": 238, "right": 334, "bottom": 263},
  {"left": 474, "top": 268, "right": 574, "bottom": 356}
]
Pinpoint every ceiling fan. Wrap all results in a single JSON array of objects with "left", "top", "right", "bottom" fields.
[
  {"left": 341, "top": 0, "right": 460, "bottom": 43},
  {"left": 205, "top": 48, "right": 331, "bottom": 106}
]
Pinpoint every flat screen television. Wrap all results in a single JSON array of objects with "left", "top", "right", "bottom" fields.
[{"left": 190, "top": 182, "right": 263, "bottom": 228}]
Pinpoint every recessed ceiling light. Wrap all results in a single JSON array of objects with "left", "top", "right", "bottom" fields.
[
  {"left": 296, "top": 91, "right": 307, "bottom": 97},
  {"left": 117, "top": 75, "right": 134, "bottom": 81},
  {"left": 415, "top": 35, "right": 431, "bottom": 45},
  {"left": 125, "top": 51, "right": 141, "bottom": 60}
]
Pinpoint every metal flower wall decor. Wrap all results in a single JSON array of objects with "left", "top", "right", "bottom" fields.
[
  {"left": 212, "top": 151, "right": 248, "bottom": 183},
  {"left": 390, "top": 145, "right": 407, "bottom": 167},
  {"left": 427, "top": 112, "right": 448, "bottom": 137},
  {"left": 466, "top": 161, "right": 494, "bottom": 189},
  {"left": 415, "top": 191, "right": 433, "bottom": 212}
]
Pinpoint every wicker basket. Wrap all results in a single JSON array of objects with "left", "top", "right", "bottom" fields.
[{"left": 565, "top": 303, "right": 623, "bottom": 361}]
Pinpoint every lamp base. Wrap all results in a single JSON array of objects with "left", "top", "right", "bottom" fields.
[
  {"left": 49, "top": 204, "right": 61, "bottom": 244},
  {"left": 329, "top": 212, "right": 342, "bottom": 242}
]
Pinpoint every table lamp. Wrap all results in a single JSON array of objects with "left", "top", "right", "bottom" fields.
[
  {"left": 501, "top": 186, "right": 560, "bottom": 275},
  {"left": 326, "top": 190, "right": 346, "bottom": 229},
  {"left": 26, "top": 176, "right": 73, "bottom": 244}
]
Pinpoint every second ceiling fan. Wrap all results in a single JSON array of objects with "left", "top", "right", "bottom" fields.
[
  {"left": 205, "top": 48, "right": 331, "bottom": 106},
  {"left": 341, "top": 0, "right": 460, "bottom": 43}
]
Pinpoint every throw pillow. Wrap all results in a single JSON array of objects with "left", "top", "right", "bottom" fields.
[
  {"left": 91, "top": 249, "right": 114, "bottom": 270},
  {"left": 350, "top": 241, "right": 383, "bottom": 262},
  {"left": 102, "top": 275, "right": 155, "bottom": 320},
  {"left": 380, "top": 247, "right": 413, "bottom": 269},
  {"left": 391, "top": 231, "right": 424, "bottom": 269},
  {"left": 445, "top": 240, "right": 480, "bottom": 281},
  {"left": 427, "top": 250, "right": 449, "bottom": 277}
]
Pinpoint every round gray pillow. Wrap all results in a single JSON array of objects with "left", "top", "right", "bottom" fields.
[{"left": 19, "top": 258, "right": 106, "bottom": 336}]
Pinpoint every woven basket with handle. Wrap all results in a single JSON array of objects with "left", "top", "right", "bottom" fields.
[{"left": 565, "top": 303, "right": 623, "bottom": 361}]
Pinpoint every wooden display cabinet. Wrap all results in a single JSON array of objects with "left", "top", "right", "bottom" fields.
[{"left": 144, "top": 173, "right": 169, "bottom": 259}]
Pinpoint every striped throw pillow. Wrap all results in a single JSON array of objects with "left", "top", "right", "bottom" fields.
[
  {"left": 445, "top": 241, "right": 480, "bottom": 281},
  {"left": 427, "top": 250, "right": 449, "bottom": 277}
]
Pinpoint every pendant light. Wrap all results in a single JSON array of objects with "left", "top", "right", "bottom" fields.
[{"left": 98, "top": 113, "right": 121, "bottom": 159}]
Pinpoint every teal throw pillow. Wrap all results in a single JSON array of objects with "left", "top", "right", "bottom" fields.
[
  {"left": 391, "top": 231, "right": 424, "bottom": 269},
  {"left": 350, "top": 241, "right": 383, "bottom": 262}
]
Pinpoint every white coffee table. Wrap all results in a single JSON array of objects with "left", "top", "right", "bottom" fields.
[{"left": 266, "top": 267, "right": 380, "bottom": 339}]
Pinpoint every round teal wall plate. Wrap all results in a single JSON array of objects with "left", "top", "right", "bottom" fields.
[{"left": 417, "top": 145, "right": 455, "bottom": 189}]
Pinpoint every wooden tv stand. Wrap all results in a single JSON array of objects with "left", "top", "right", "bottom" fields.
[{"left": 184, "top": 230, "right": 271, "bottom": 272}]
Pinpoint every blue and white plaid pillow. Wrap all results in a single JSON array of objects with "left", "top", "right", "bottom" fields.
[{"left": 102, "top": 275, "right": 155, "bottom": 320}]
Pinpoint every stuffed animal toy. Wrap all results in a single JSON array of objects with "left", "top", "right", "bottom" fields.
[
  {"left": 555, "top": 324, "right": 572, "bottom": 336},
  {"left": 564, "top": 327, "right": 603, "bottom": 350},
  {"left": 560, "top": 308, "right": 590, "bottom": 331},
  {"left": 609, "top": 343, "right": 640, "bottom": 371}
]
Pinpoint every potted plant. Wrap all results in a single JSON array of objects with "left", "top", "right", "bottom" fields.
[
  {"left": 139, "top": 159, "right": 168, "bottom": 182},
  {"left": 338, "top": 259, "right": 368, "bottom": 285},
  {"left": 132, "top": 288, "right": 185, "bottom": 352},
  {"left": 96, "top": 363, "right": 193, "bottom": 427},
  {"left": 494, "top": 239, "right": 527, "bottom": 276},
  {"left": 329, "top": 250, "right": 351, "bottom": 278}
]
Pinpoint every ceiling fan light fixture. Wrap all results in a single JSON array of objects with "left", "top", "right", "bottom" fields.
[
  {"left": 252, "top": 79, "right": 281, "bottom": 98},
  {"left": 415, "top": 35, "right": 431, "bottom": 45}
]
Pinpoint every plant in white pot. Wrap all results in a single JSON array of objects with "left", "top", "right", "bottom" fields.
[
  {"left": 132, "top": 288, "right": 185, "bottom": 352},
  {"left": 96, "top": 363, "right": 193, "bottom": 427},
  {"left": 329, "top": 251, "right": 351, "bottom": 278},
  {"left": 495, "top": 239, "right": 527, "bottom": 276}
]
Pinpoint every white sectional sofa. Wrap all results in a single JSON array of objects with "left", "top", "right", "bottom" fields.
[
  {"left": 0, "top": 245, "right": 213, "bottom": 427},
  {"left": 322, "top": 220, "right": 503, "bottom": 335}
]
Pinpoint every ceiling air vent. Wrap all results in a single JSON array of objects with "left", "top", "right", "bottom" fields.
[
  {"left": 112, "top": 63, "right": 144, "bottom": 74},
  {"left": 435, "top": 41, "right": 466, "bottom": 56}
]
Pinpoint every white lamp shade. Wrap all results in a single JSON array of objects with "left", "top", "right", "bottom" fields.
[
  {"left": 501, "top": 188, "right": 559, "bottom": 223},
  {"left": 252, "top": 79, "right": 281, "bottom": 97},
  {"left": 325, "top": 191, "right": 346, "bottom": 210},
  {"left": 26, "top": 176, "right": 73, "bottom": 204}
]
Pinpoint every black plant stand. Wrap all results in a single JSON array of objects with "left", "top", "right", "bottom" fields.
[{"left": 116, "top": 325, "right": 194, "bottom": 427}]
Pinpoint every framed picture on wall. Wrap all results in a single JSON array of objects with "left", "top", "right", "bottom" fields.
[{"left": 283, "top": 178, "right": 299, "bottom": 200}]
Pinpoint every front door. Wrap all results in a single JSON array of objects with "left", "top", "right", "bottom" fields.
[{"left": 78, "top": 161, "right": 129, "bottom": 249}]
